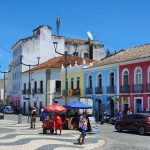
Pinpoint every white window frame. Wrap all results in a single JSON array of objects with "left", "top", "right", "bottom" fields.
[
  {"left": 148, "top": 97, "right": 150, "bottom": 111},
  {"left": 148, "top": 66, "right": 150, "bottom": 83},
  {"left": 134, "top": 67, "right": 142, "bottom": 84},
  {"left": 122, "top": 68, "right": 129, "bottom": 85},
  {"left": 121, "top": 97, "right": 130, "bottom": 111},
  {"left": 134, "top": 97, "right": 143, "bottom": 113}
]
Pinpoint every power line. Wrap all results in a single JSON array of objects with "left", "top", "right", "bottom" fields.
[{"left": 0, "top": 46, "right": 12, "bottom": 54}]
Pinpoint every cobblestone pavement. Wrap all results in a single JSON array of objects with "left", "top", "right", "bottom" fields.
[
  {"left": 0, "top": 115, "right": 105, "bottom": 150},
  {"left": 95, "top": 123, "right": 150, "bottom": 150}
]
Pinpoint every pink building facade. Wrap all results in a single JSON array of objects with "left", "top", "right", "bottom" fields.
[{"left": 119, "top": 60, "right": 150, "bottom": 113}]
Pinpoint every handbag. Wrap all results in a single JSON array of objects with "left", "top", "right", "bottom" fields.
[{"left": 78, "top": 123, "right": 84, "bottom": 132}]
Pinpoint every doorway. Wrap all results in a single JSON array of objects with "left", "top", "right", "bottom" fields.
[
  {"left": 96, "top": 99, "right": 102, "bottom": 121},
  {"left": 135, "top": 98, "right": 142, "bottom": 112}
]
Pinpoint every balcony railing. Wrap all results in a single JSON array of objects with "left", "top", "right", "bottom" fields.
[
  {"left": 133, "top": 84, "right": 143, "bottom": 93},
  {"left": 95, "top": 87, "right": 103, "bottom": 94},
  {"left": 146, "top": 83, "right": 150, "bottom": 92},
  {"left": 107, "top": 86, "right": 115, "bottom": 94},
  {"left": 120, "top": 85, "right": 130, "bottom": 93},
  {"left": 32, "top": 88, "right": 37, "bottom": 95},
  {"left": 22, "top": 90, "right": 26, "bottom": 95},
  {"left": 26, "top": 89, "right": 31, "bottom": 94},
  {"left": 72, "top": 88, "right": 80, "bottom": 96},
  {"left": 86, "top": 88, "right": 93, "bottom": 95},
  {"left": 38, "top": 88, "right": 43, "bottom": 94}
]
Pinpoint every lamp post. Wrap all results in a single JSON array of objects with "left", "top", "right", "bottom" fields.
[
  {"left": 20, "top": 55, "right": 40, "bottom": 123},
  {"left": 53, "top": 17, "right": 75, "bottom": 106},
  {"left": 0, "top": 65, "right": 12, "bottom": 104}
]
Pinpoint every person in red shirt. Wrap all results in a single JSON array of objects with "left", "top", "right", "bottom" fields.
[{"left": 54, "top": 113, "right": 62, "bottom": 135}]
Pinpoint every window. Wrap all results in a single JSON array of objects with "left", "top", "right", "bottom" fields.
[
  {"left": 123, "top": 71, "right": 129, "bottom": 85},
  {"left": 84, "top": 53, "right": 89, "bottom": 58},
  {"left": 109, "top": 72, "right": 114, "bottom": 87},
  {"left": 88, "top": 76, "right": 92, "bottom": 88},
  {"left": 77, "top": 77, "right": 80, "bottom": 89},
  {"left": 23, "top": 83, "right": 26, "bottom": 91},
  {"left": 71, "top": 78, "right": 74, "bottom": 89},
  {"left": 56, "top": 81, "right": 61, "bottom": 92},
  {"left": 34, "top": 81, "right": 37, "bottom": 92},
  {"left": 135, "top": 68, "right": 142, "bottom": 84},
  {"left": 98, "top": 74, "right": 102, "bottom": 87},
  {"left": 148, "top": 67, "right": 150, "bottom": 83},
  {"left": 40, "top": 81, "right": 43, "bottom": 91}
]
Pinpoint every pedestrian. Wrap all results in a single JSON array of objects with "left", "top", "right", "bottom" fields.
[
  {"left": 30, "top": 107, "right": 37, "bottom": 129},
  {"left": 127, "top": 108, "right": 132, "bottom": 115},
  {"left": 117, "top": 110, "right": 122, "bottom": 119},
  {"left": 77, "top": 112, "right": 87, "bottom": 144},
  {"left": 54, "top": 113, "right": 62, "bottom": 135}
]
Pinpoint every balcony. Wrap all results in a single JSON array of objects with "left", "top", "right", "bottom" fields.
[
  {"left": 86, "top": 88, "right": 92, "bottom": 95},
  {"left": 95, "top": 87, "right": 103, "bottom": 94},
  {"left": 107, "top": 86, "right": 115, "bottom": 94},
  {"left": 146, "top": 83, "right": 150, "bottom": 92},
  {"left": 54, "top": 88, "right": 61, "bottom": 96},
  {"left": 26, "top": 89, "right": 31, "bottom": 94},
  {"left": 22, "top": 90, "right": 26, "bottom": 95},
  {"left": 38, "top": 88, "right": 43, "bottom": 94},
  {"left": 133, "top": 84, "right": 143, "bottom": 93},
  {"left": 120, "top": 85, "right": 130, "bottom": 93},
  {"left": 72, "top": 88, "right": 80, "bottom": 96},
  {"left": 32, "top": 88, "right": 37, "bottom": 95}
]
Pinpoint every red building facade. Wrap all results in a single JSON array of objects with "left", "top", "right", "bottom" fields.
[{"left": 119, "top": 60, "right": 150, "bottom": 113}]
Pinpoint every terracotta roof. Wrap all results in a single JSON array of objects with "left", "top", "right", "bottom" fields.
[
  {"left": 29, "top": 56, "right": 94, "bottom": 72},
  {"left": 93, "top": 43, "right": 150, "bottom": 67},
  {"left": 65, "top": 38, "right": 88, "bottom": 44}
]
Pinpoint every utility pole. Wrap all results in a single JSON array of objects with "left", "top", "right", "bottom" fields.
[
  {"left": 0, "top": 65, "right": 12, "bottom": 104},
  {"left": 20, "top": 56, "right": 40, "bottom": 123}
]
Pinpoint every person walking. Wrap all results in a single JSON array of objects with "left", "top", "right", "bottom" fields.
[
  {"left": 30, "top": 107, "right": 37, "bottom": 129},
  {"left": 77, "top": 112, "right": 87, "bottom": 144},
  {"left": 54, "top": 113, "right": 62, "bottom": 135}
]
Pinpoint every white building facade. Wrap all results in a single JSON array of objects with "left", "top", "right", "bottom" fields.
[{"left": 11, "top": 25, "right": 104, "bottom": 108}]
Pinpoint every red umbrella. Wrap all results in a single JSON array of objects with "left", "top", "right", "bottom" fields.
[{"left": 44, "top": 103, "right": 66, "bottom": 113}]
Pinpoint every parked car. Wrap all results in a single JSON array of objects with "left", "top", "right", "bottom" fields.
[
  {"left": 115, "top": 113, "right": 150, "bottom": 135},
  {"left": 3, "top": 106, "right": 14, "bottom": 114},
  {"left": 0, "top": 112, "right": 4, "bottom": 119}
]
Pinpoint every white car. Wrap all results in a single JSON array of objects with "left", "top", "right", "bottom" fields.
[{"left": 3, "top": 106, "right": 14, "bottom": 114}]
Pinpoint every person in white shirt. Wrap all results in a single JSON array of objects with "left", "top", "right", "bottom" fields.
[{"left": 77, "top": 112, "right": 87, "bottom": 144}]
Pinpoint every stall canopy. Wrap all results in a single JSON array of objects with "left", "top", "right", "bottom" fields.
[
  {"left": 64, "top": 101, "right": 92, "bottom": 109},
  {"left": 44, "top": 103, "right": 66, "bottom": 112}
]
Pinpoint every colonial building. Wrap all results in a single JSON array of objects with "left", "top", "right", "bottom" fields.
[
  {"left": 21, "top": 56, "right": 93, "bottom": 114},
  {"left": 119, "top": 44, "right": 150, "bottom": 112},
  {"left": 84, "top": 56, "right": 119, "bottom": 121},
  {"left": 61, "top": 57, "right": 94, "bottom": 108},
  {"left": 11, "top": 25, "right": 104, "bottom": 107}
]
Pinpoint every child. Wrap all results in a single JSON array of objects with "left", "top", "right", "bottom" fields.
[{"left": 54, "top": 113, "right": 62, "bottom": 135}]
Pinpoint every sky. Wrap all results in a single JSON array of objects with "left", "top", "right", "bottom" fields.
[{"left": 0, "top": 0, "right": 150, "bottom": 78}]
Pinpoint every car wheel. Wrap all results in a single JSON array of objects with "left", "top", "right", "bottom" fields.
[
  {"left": 116, "top": 124, "right": 122, "bottom": 132},
  {"left": 138, "top": 126, "right": 146, "bottom": 135}
]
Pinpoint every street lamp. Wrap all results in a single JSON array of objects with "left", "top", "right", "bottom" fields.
[
  {"left": 20, "top": 55, "right": 40, "bottom": 123},
  {"left": 0, "top": 64, "right": 12, "bottom": 104},
  {"left": 53, "top": 17, "right": 75, "bottom": 105}
]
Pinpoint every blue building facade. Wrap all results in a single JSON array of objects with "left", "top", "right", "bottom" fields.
[{"left": 84, "top": 65, "right": 119, "bottom": 121}]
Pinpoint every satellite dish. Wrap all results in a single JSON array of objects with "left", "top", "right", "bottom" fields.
[{"left": 87, "top": 31, "right": 93, "bottom": 40}]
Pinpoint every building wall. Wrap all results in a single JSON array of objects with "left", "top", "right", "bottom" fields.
[
  {"left": 119, "top": 60, "right": 150, "bottom": 112},
  {"left": 84, "top": 66, "right": 119, "bottom": 110},
  {"left": 22, "top": 69, "right": 46, "bottom": 114}
]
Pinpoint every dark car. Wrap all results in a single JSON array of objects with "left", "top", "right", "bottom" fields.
[{"left": 115, "top": 113, "right": 150, "bottom": 135}]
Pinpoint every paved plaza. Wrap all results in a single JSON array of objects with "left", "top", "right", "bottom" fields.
[
  {"left": 1, "top": 114, "right": 150, "bottom": 150},
  {"left": 0, "top": 115, "right": 105, "bottom": 150}
]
